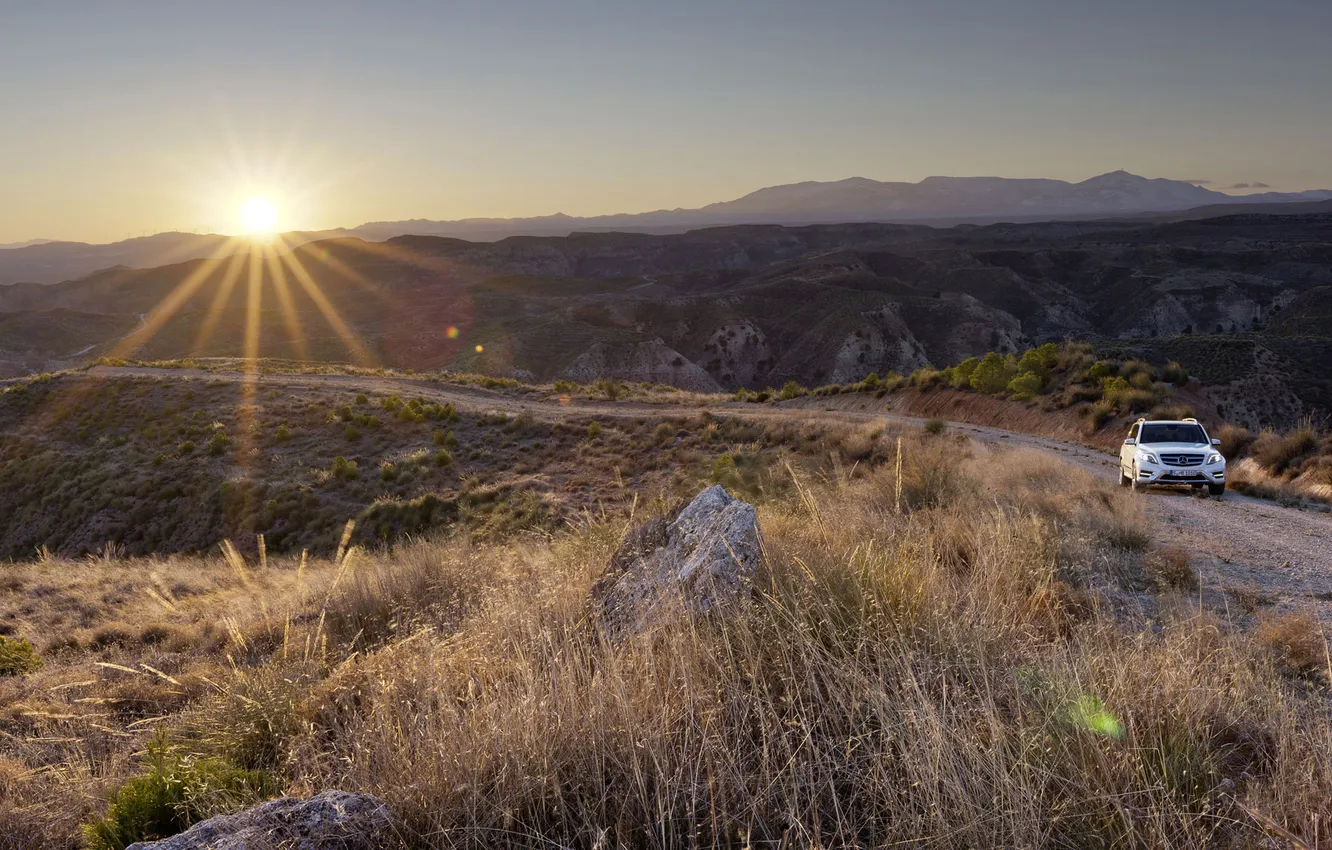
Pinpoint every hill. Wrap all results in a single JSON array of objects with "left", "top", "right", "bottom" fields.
[{"left": 4, "top": 213, "right": 1331, "bottom": 428}]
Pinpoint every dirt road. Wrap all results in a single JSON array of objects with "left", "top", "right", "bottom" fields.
[{"left": 90, "top": 365, "right": 1332, "bottom": 615}]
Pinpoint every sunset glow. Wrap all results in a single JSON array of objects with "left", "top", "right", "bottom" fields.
[{"left": 238, "top": 196, "right": 278, "bottom": 235}]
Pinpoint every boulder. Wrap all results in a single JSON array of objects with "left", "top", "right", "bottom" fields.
[
  {"left": 591, "top": 486, "right": 762, "bottom": 635},
  {"left": 126, "top": 790, "right": 396, "bottom": 850}
]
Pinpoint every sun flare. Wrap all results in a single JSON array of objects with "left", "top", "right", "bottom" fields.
[{"left": 238, "top": 196, "right": 278, "bottom": 235}]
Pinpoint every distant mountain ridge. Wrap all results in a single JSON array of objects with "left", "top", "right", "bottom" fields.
[
  {"left": 3, "top": 171, "right": 1330, "bottom": 285},
  {"left": 351, "top": 171, "right": 1332, "bottom": 239}
]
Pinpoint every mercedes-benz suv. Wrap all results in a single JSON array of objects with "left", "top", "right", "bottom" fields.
[{"left": 1119, "top": 418, "right": 1226, "bottom": 497}]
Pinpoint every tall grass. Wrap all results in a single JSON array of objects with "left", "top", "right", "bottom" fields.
[{"left": 5, "top": 433, "right": 1331, "bottom": 849}]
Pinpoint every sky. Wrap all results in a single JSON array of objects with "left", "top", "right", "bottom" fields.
[{"left": 2, "top": 0, "right": 1331, "bottom": 244}]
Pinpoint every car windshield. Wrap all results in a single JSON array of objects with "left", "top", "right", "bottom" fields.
[{"left": 1139, "top": 423, "right": 1207, "bottom": 445}]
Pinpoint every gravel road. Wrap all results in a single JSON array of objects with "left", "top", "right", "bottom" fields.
[{"left": 90, "top": 365, "right": 1332, "bottom": 617}]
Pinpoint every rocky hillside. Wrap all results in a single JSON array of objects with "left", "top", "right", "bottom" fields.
[{"left": 3, "top": 213, "right": 1331, "bottom": 427}]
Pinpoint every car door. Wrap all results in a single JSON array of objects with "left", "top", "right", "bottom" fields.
[{"left": 1120, "top": 422, "right": 1140, "bottom": 473}]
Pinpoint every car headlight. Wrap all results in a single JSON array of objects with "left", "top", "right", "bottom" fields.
[
  {"left": 1207, "top": 453, "right": 1222, "bottom": 465},
  {"left": 1138, "top": 452, "right": 1159, "bottom": 464}
]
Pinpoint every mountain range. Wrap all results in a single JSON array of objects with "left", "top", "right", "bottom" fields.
[{"left": 3, "top": 171, "right": 1330, "bottom": 286}]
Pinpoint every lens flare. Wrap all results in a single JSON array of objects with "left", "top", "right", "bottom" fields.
[
  {"left": 446, "top": 326, "right": 459, "bottom": 339},
  {"left": 475, "top": 344, "right": 484, "bottom": 353}
]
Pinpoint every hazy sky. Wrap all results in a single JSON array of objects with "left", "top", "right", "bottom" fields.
[{"left": 3, "top": 0, "right": 1330, "bottom": 243}]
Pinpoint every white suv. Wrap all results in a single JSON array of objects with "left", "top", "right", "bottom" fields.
[{"left": 1119, "top": 418, "right": 1226, "bottom": 497}]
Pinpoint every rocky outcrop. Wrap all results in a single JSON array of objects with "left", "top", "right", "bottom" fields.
[
  {"left": 126, "top": 791, "right": 396, "bottom": 850},
  {"left": 561, "top": 339, "right": 722, "bottom": 392},
  {"left": 590, "top": 486, "right": 763, "bottom": 636}
]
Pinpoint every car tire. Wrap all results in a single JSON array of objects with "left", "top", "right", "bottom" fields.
[
  {"left": 1119, "top": 467, "right": 1132, "bottom": 488},
  {"left": 1130, "top": 465, "right": 1144, "bottom": 491},
  {"left": 1208, "top": 483, "right": 1225, "bottom": 497}
]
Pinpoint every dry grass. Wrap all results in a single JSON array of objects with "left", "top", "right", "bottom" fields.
[{"left": 2, "top": 433, "right": 1331, "bottom": 848}]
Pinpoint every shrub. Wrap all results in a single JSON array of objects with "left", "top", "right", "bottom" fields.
[
  {"left": 177, "top": 440, "right": 196, "bottom": 455},
  {"left": 1086, "top": 399, "right": 1116, "bottom": 431},
  {"left": 778, "top": 381, "right": 807, "bottom": 401},
  {"left": 207, "top": 431, "right": 231, "bottom": 457},
  {"left": 344, "top": 425, "right": 362, "bottom": 441},
  {"left": 1217, "top": 425, "right": 1255, "bottom": 460},
  {"left": 1252, "top": 428, "right": 1318, "bottom": 476},
  {"left": 434, "top": 450, "right": 454, "bottom": 467},
  {"left": 969, "top": 352, "right": 1016, "bottom": 395},
  {"left": 586, "top": 421, "right": 603, "bottom": 440},
  {"left": 331, "top": 456, "right": 360, "bottom": 480},
  {"left": 274, "top": 424, "right": 291, "bottom": 443},
  {"left": 923, "top": 418, "right": 948, "bottom": 436},
  {"left": 355, "top": 393, "right": 369, "bottom": 405},
  {"left": 1083, "top": 361, "right": 1113, "bottom": 382},
  {"left": 1007, "top": 371, "right": 1044, "bottom": 400},
  {"left": 950, "top": 357, "right": 980, "bottom": 389},
  {"left": 0, "top": 635, "right": 41, "bottom": 676},
  {"left": 553, "top": 380, "right": 576, "bottom": 394},
  {"left": 1144, "top": 546, "right": 1196, "bottom": 590},
  {"left": 1256, "top": 613, "right": 1325, "bottom": 673},
  {"left": 1161, "top": 360, "right": 1189, "bottom": 384},
  {"left": 1016, "top": 348, "right": 1051, "bottom": 381},
  {"left": 82, "top": 736, "right": 273, "bottom": 850},
  {"left": 593, "top": 378, "right": 622, "bottom": 401},
  {"left": 909, "top": 367, "right": 944, "bottom": 389}
]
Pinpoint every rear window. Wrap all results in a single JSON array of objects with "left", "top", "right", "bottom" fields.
[{"left": 1139, "top": 423, "right": 1207, "bottom": 444}]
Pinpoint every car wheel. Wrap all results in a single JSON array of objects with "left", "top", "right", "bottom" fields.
[
  {"left": 1130, "top": 465, "right": 1144, "bottom": 491},
  {"left": 1208, "top": 483, "right": 1225, "bottom": 497},
  {"left": 1119, "top": 467, "right": 1132, "bottom": 488}
]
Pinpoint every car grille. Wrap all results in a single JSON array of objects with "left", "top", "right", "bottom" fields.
[{"left": 1160, "top": 453, "right": 1204, "bottom": 467}]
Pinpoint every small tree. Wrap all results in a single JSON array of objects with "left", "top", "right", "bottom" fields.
[
  {"left": 969, "top": 353, "right": 1014, "bottom": 395},
  {"left": 1008, "top": 371, "right": 1043, "bottom": 400},
  {"left": 951, "top": 357, "right": 980, "bottom": 388}
]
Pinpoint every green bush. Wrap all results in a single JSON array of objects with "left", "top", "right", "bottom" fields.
[
  {"left": 950, "top": 357, "right": 980, "bottom": 388},
  {"left": 274, "top": 424, "right": 291, "bottom": 443},
  {"left": 434, "top": 450, "right": 454, "bottom": 467},
  {"left": 969, "top": 352, "right": 1016, "bottom": 395},
  {"left": 778, "top": 381, "right": 807, "bottom": 400},
  {"left": 1084, "top": 361, "right": 1113, "bottom": 382},
  {"left": 331, "top": 456, "right": 360, "bottom": 481},
  {"left": 1016, "top": 349, "right": 1051, "bottom": 381},
  {"left": 207, "top": 431, "right": 231, "bottom": 457},
  {"left": 0, "top": 635, "right": 41, "bottom": 676},
  {"left": 177, "top": 440, "right": 196, "bottom": 455},
  {"left": 1161, "top": 360, "right": 1189, "bottom": 384},
  {"left": 923, "top": 418, "right": 948, "bottom": 436},
  {"left": 344, "top": 425, "right": 362, "bottom": 441},
  {"left": 1007, "top": 371, "right": 1044, "bottom": 400},
  {"left": 354, "top": 393, "right": 369, "bottom": 405},
  {"left": 587, "top": 421, "right": 603, "bottom": 440},
  {"left": 909, "top": 367, "right": 944, "bottom": 389},
  {"left": 553, "top": 380, "right": 576, "bottom": 394},
  {"left": 82, "top": 736, "right": 273, "bottom": 850}
]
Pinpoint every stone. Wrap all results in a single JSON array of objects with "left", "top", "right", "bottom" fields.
[
  {"left": 126, "top": 790, "right": 397, "bottom": 850},
  {"left": 591, "top": 485, "right": 763, "bottom": 635}
]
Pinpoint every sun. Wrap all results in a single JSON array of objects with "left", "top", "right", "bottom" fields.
[{"left": 238, "top": 196, "right": 278, "bottom": 235}]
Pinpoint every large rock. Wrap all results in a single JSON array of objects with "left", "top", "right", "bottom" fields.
[
  {"left": 126, "top": 791, "right": 396, "bottom": 850},
  {"left": 591, "top": 486, "right": 763, "bottom": 635}
]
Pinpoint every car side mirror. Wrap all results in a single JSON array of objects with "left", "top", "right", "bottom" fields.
[
  {"left": 1124, "top": 438, "right": 1137, "bottom": 446},
  {"left": 1211, "top": 439, "right": 1221, "bottom": 446}
]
